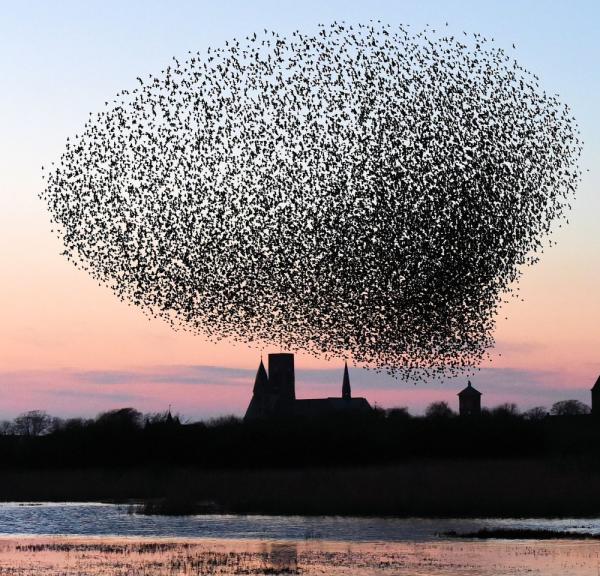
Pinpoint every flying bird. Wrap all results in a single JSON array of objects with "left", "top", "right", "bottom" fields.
[{"left": 40, "top": 22, "right": 582, "bottom": 381}]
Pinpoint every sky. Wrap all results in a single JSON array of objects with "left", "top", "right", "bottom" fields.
[{"left": 0, "top": 0, "right": 598, "bottom": 419}]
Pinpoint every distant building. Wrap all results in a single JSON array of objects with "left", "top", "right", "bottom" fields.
[
  {"left": 591, "top": 375, "right": 600, "bottom": 416},
  {"left": 244, "top": 353, "right": 372, "bottom": 420},
  {"left": 165, "top": 407, "right": 180, "bottom": 427},
  {"left": 458, "top": 381, "right": 482, "bottom": 416}
]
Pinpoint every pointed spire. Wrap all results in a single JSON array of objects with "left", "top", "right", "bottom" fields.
[
  {"left": 342, "top": 361, "right": 351, "bottom": 399},
  {"left": 253, "top": 358, "right": 269, "bottom": 395},
  {"left": 592, "top": 375, "right": 600, "bottom": 391}
]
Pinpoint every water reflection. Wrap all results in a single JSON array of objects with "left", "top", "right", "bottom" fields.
[
  {"left": 2, "top": 503, "right": 600, "bottom": 541},
  {"left": 1, "top": 505, "right": 600, "bottom": 574},
  {"left": 262, "top": 542, "right": 298, "bottom": 573}
]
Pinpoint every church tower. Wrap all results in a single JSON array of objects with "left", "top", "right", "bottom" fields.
[
  {"left": 458, "top": 381, "right": 482, "bottom": 416},
  {"left": 268, "top": 353, "right": 295, "bottom": 401},
  {"left": 342, "top": 361, "right": 351, "bottom": 399}
]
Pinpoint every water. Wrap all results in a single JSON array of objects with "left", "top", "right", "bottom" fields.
[
  {"left": 0, "top": 504, "right": 600, "bottom": 574},
  {"left": 0, "top": 502, "right": 599, "bottom": 540}
]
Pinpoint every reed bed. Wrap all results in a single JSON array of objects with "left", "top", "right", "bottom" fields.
[
  {"left": 0, "top": 536, "right": 599, "bottom": 575},
  {"left": 1, "top": 460, "right": 599, "bottom": 517}
]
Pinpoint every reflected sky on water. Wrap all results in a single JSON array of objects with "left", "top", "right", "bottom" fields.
[
  {"left": 0, "top": 505, "right": 600, "bottom": 574},
  {"left": 1, "top": 503, "right": 600, "bottom": 541}
]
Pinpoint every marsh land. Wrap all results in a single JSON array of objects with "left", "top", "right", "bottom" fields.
[
  {"left": 1, "top": 509, "right": 600, "bottom": 576},
  {"left": 0, "top": 408, "right": 599, "bottom": 516}
]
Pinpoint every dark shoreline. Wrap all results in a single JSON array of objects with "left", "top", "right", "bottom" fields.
[{"left": 1, "top": 460, "right": 600, "bottom": 518}]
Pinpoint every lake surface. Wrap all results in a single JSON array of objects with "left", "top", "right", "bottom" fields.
[
  {"left": 2, "top": 502, "right": 600, "bottom": 540},
  {"left": 0, "top": 504, "right": 600, "bottom": 574}
]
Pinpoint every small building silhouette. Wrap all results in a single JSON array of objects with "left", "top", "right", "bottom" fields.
[
  {"left": 591, "top": 375, "right": 600, "bottom": 416},
  {"left": 165, "top": 406, "right": 181, "bottom": 427},
  {"left": 458, "top": 381, "right": 482, "bottom": 416},
  {"left": 245, "top": 353, "right": 372, "bottom": 420}
]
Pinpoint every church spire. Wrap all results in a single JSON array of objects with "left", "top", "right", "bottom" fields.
[
  {"left": 253, "top": 358, "right": 269, "bottom": 395},
  {"left": 342, "top": 361, "right": 351, "bottom": 399}
]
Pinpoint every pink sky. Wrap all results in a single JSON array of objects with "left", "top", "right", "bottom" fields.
[
  {"left": 0, "top": 2, "right": 598, "bottom": 420},
  {"left": 0, "top": 211, "right": 598, "bottom": 419}
]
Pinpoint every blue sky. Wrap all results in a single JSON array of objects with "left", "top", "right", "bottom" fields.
[{"left": 0, "top": 0, "right": 598, "bottom": 418}]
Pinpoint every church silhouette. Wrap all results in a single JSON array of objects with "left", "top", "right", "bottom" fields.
[{"left": 244, "top": 353, "right": 372, "bottom": 420}]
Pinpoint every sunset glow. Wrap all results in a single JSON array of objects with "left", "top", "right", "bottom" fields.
[{"left": 0, "top": 0, "right": 598, "bottom": 420}]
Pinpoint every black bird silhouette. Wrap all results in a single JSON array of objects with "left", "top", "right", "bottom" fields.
[{"left": 41, "top": 21, "right": 582, "bottom": 381}]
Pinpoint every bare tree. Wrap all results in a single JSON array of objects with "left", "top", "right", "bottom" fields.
[
  {"left": 386, "top": 407, "right": 410, "bottom": 419},
  {"left": 13, "top": 411, "right": 53, "bottom": 436},
  {"left": 0, "top": 421, "right": 13, "bottom": 435},
  {"left": 96, "top": 408, "right": 143, "bottom": 430},
  {"left": 425, "top": 401, "right": 455, "bottom": 418},
  {"left": 550, "top": 400, "right": 590, "bottom": 416},
  {"left": 491, "top": 403, "right": 520, "bottom": 417},
  {"left": 523, "top": 406, "right": 548, "bottom": 420}
]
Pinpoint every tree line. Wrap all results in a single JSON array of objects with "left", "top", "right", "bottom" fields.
[
  {"left": 0, "top": 399, "right": 596, "bottom": 471},
  {"left": 0, "top": 398, "right": 591, "bottom": 438}
]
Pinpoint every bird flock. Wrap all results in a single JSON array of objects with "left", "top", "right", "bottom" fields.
[{"left": 41, "top": 22, "right": 582, "bottom": 380}]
